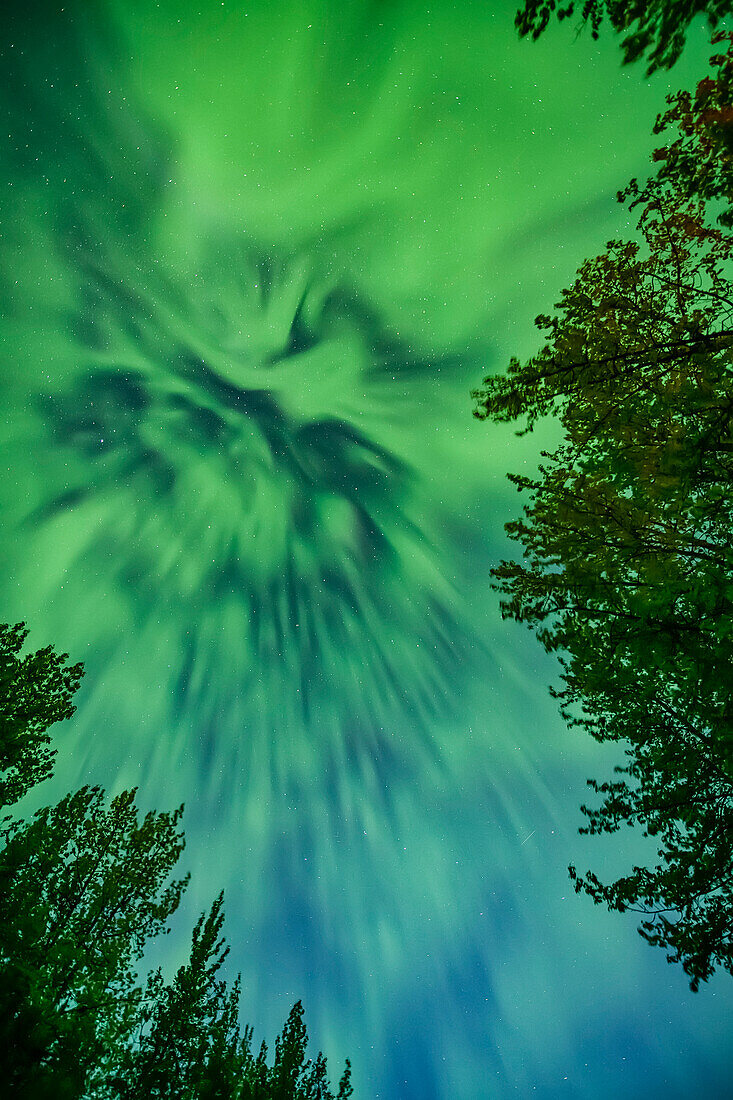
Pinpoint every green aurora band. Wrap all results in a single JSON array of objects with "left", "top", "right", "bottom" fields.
[{"left": 2, "top": 2, "right": 732, "bottom": 1096}]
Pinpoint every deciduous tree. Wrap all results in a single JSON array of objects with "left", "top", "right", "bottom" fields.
[
  {"left": 515, "top": 0, "right": 732, "bottom": 73},
  {"left": 117, "top": 892, "right": 353, "bottom": 1100},
  {"left": 0, "top": 622, "right": 83, "bottom": 807},
  {"left": 0, "top": 786, "right": 187, "bottom": 1096},
  {"left": 473, "top": 37, "right": 733, "bottom": 990},
  {"left": 0, "top": 623, "right": 354, "bottom": 1097}
]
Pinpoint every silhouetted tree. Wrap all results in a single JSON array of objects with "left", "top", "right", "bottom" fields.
[
  {"left": 647, "top": 33, "right": 733, "bottom": 221},
  {"left": 241, "top": 1000, "right": 352, "bottom": 1100},
  {"left": 515, "top": 0, "right": 732, "bottom": 73},
  {"left": 474, "top": 38, "right": 733, "bottom": 990},
  {"left": 112, "top": 893, "right": 353, "bottom": 1100},
  {"left": 0, "top": 623, "right": 354, "bottom": 1097},
  {"left": 0, "top": 786, "right": 187, "bottom": 1097},
  {"left": 114, "top": 890, "right": 241, "bottom": 1098},
  {"left": 0, "top": 622, "right": 83, "bottom": 807}
]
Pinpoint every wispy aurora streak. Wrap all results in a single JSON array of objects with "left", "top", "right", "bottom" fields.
[{"left": 2, "top": 1, "right": 732, "bottom": 1096}]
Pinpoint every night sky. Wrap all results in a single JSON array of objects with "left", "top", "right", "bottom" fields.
[{"left": 2, "top": 1, "right": 732, "bottom": 1096}]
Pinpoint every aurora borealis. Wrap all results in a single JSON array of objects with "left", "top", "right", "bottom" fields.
[{"left": 2, "top": 0, "right": 733, "bottom": 1095}]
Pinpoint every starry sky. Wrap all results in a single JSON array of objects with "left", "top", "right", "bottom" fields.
[{"left": 2, "top": 1, "right": 732, "bottom": 1096}]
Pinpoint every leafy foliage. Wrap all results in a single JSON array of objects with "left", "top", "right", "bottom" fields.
[
  {"left": 0, "top": 786, "right": 187, "bottom": 1096},
  {"left": 0, "top": 622, "right": 83, "bottom": 807},
  {"left": 239, "top": 1000, "right": 353, "bottom": 1100},
  {"left": 515, "top": 0, "right": 732, "bottom": 73},
  {"left": 473, "top": 38, "right": 733, "bottom": 989},
  {"left": 118, "top": 896, "right": 354, "bottom": 1100},
  {"left": 648, "top": 34, "right": 733, "bottom": 222},
  {"left": 115, "top": 892, "right": 243, "bottom": 1100},
  {"left": 0, "top": 623, "right": 353, "bottom": 1098}
]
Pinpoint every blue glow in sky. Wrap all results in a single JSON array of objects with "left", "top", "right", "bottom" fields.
[{"left": 1, "top": 1, "right": 732, "bottom": 1095}]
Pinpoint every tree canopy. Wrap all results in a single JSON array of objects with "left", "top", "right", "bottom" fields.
[
  {"left": 0, "top": 621, "right": 83, "bottom": 808},
  {"left": 474, "top": 36, "right": 733, "bottom": 990},
  {"left": 118, "top": 893, "right": 353, "bottom": 1100},
  {"left": 0, "top": 786, "right": 187, "bottom": 1098},
  {"left": 0, "top": 623, "right": 353, "bottom": 1098},
  {"left": 515, "top": 0, "right": 733, "bottom": 73}
]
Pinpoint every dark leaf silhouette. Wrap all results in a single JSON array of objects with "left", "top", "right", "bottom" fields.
[{"left": 474, "top": 38, "right": 733, "bottom": 990}]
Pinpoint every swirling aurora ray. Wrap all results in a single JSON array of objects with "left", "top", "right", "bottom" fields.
[{"left": 2, "top": 2, "right": 732, "bottom": 1096}]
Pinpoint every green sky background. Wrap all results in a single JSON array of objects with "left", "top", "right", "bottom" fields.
[{"left": 2, "top": 1, "right": 732, "bottom": 1095}]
